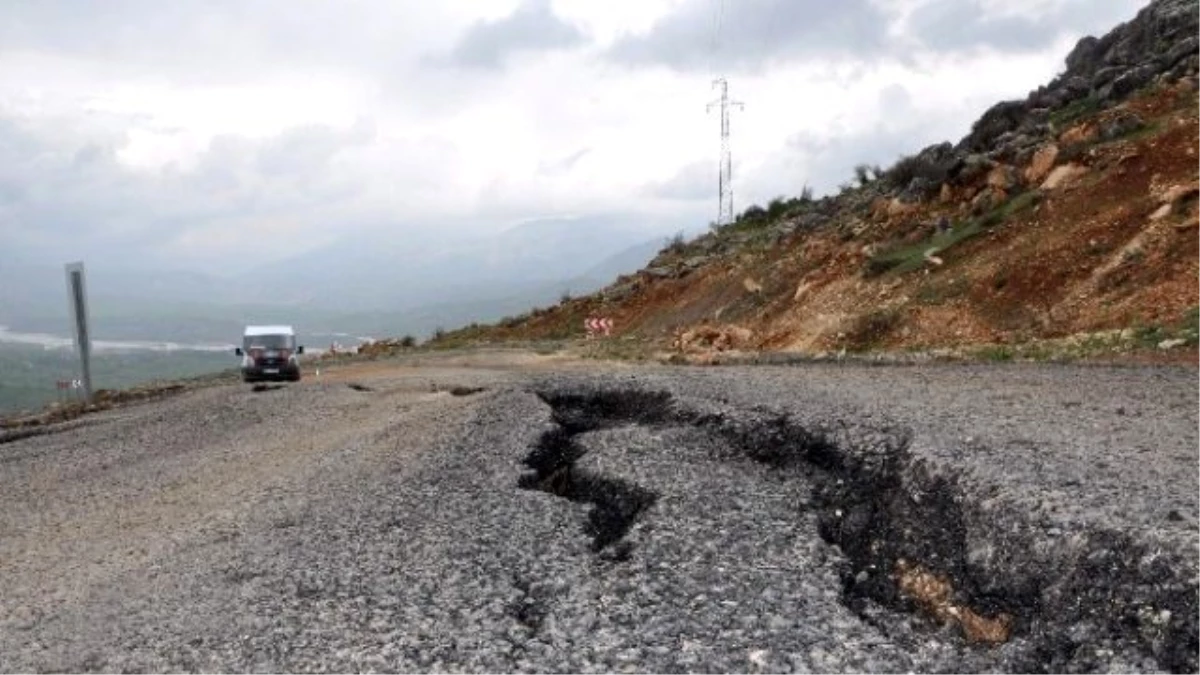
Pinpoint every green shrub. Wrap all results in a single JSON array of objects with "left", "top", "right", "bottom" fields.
[
  {"left": 1132, "top": 322, "right": 1167, "bottom": 348},
  {"left": 1049, "top": 96, "right": 1101, "bottom": 129},
  {"left": 976, "top": 345, "right": 1014, "bottom": 362},
  {"left": 1182, "top": 307, "right": 1200, "bottom": 346}
]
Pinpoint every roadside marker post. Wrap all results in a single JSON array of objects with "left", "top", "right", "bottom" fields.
[{"left": 64, "top": 262, "right": 94, "bottom": 404}]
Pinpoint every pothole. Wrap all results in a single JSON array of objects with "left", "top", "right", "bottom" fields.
[{"left": 518, "top": 386, "right": 1198, "bottom": 672}]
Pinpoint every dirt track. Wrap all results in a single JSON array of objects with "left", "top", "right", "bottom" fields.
[{"left": 0, "top": 350, "right": 1196, "bottom": 672}]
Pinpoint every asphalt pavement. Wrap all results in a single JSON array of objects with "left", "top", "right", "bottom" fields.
[{"left": 0, "top": 355, "right": 1195, "bottom": 672}]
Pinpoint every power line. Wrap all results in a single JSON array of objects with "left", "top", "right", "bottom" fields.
[{"left": 708, "top": 0, "right": 726, "bottom": 76}]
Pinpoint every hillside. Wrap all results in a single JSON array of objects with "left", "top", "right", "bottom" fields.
[{"left": 434, "top": 0, "right": 1200, "bottom": 363}]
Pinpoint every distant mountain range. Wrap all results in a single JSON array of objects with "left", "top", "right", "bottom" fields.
[{"left": 1, "top": 214, "right": 682, "bottom": 343}]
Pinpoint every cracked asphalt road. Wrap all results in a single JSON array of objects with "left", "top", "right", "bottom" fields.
[{"left": 1, "top": 350, "right": 1196, "bottom": 672}]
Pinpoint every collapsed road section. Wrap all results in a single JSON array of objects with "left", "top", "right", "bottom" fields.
[{"left": 517, "top": 386, "right": 1198, "bottom": 673}]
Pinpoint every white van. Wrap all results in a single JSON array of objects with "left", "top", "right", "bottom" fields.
[{"left": 234, "top": 325, "right": 305, "bottom": 382}]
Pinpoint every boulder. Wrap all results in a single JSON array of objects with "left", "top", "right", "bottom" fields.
[
  {"left": 1065, "top": 36, "right": 1102, "bottom": 74},
  {"left": 1099, "top": 110, "right": 1146, "bottom": 141},
  {"left": 957, "top": 154, "right": 995, "bottom": 184},
  {"left": 1024, "top": 144, "right": 1060, "bottom": 184},
  {"left": 986, "top": 164, "right": 1019, "bottom": 190},
  {"left": 1167, "top": 36, "right": 1200, "bottom": 68},
  {"left": 673, "top": 324, "right": 754, "bottom": 354},
  {"left": 743, "top": 277, "right": 763, "bottom": 294},
  {"left": 1106, "top": 64, "right": 1158, "bottom": 100},
  {"left": 960, "top": 100, "right": 1026, "bottom": 153}
]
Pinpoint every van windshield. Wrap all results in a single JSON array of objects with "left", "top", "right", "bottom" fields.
[{"left": 244, "top": 334, "right": 294, "bottom": 350}]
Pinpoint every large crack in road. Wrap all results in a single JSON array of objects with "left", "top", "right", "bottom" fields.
[{"left": 517, "top": 386, "right": 1198, "bottom": 673}]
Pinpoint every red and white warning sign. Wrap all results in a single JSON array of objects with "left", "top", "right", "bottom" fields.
[{"left": 584, "top": 316, "right": 613, "bottom": 338}]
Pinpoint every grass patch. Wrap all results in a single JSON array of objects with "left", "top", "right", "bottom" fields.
[
  {"left": 866, "top": 191, "right": 1042, "bottom": 277},
  {"left": 1132, "top": 322, "right": 1168, "bottom": 348},
  {"left": 1049, "top": 96, "right": 1101, "bottom": 129},
  {"left": 975, "top": 345, "right": 1015, "bottom": 362},
  {"left": 865, "top": 220, "right": 986, "bottom": 276}
]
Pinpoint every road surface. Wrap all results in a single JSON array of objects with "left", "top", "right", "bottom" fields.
[{"left": 1, "top": 350, "right": 1196, "bottom": 672}]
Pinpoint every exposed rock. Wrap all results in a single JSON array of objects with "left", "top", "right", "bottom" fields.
[
  {"left": 1166, "top": 36, "right": 1200, "bottom": 68},
  {"left": 794, "top": 212, "right": 830, "bottom": 230},
  {"left": 986, "top": 164, "right": 1019, "bottom": 190},
  {"left": 887, "top": 198, "right": 920, "bottom": 219},
  {"left": 672, "top": 324, "right": 754, "bottom": 354},
  {"left": 971, "top": 187, "right": 1006, "bottom": 214},
  {"left": 1099, "top": 110, "right": 1147, "bottom": 141},
  {"left": 895, "top": 559, "right": 1014, "bottom": 645},
  {"left": 644, "top": 267, "right": 674, "bottom": 279},
  {"left": 1065, "top": 36, "right": 1102, "bottom": 75},
  {"left": 1172, "top": 218, "right": 1199, "bottom": 231},
  {"left": 956, "top": 154, "right": 995, "bottom": 185},
  {"left": 960, "top": 100, "right": 1026, "bottom": 153},
  {"left": 1160, "top": 184, "right": 1200, "bottom": 205},
  {"left": 1106, "top": 64, "right": 1159, "bottom": 100},
  {"left": 939, "top": 183, "right": 955, "bottom": 204},
  {"left": 1024, "top": 144, "right": 1060, "bottom": 184},
  {"left": 1150, "top": 203, "right": 1174, "bottom": 220},
  {"left": 888, "top": 142, "right": 964, "bottom": 196},
  {"left": 1059, "top": 122, "right": 1099, "bottom": 146},
  {"left": 1040, "top": 163, "right": 1090, "bottom": 190},
  {"left": 743, "top": 277, "right": 763, "bottom": 294}
]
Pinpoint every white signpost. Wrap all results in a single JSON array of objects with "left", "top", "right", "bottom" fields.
[{"left": 64, "top": 262, "right": 93, "bottom": 403}]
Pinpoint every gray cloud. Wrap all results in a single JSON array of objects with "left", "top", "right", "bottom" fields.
[
  {"left": 537, "top": 147, "right": 591, "bottom": 176},
  {"left": 0, "top": 111, "right": 376, "bottom": 270},
  {"left": 644, "top": 160, "right": 714, "bottom": 201},
  {"left": 607, "top": 0, "right": 1146, "bottom": 74},
  {"left": 905, "top": 0, "right": 1144, "bottom": 54},
  {"left": 608, "top": 0, "right": 890, "bottom": 73},
  {"left": 0, "top": 1, "right": 458, "bottom": 86},
  {"left": 444, "top": 0, "right": 585, "bottom": 70}
]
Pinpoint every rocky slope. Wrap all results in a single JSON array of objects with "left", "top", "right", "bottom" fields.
[{"left": 439, "top": 0, "right": 1200, "bottom": 362}]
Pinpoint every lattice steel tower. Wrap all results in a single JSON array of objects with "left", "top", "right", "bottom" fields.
[{"left": 707, "top": 77, "right": 743, "bottom": 227}]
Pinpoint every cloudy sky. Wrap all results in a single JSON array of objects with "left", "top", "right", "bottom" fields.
[{"left": 0, "top": 0, "right": 1146, "bottom": 275}]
